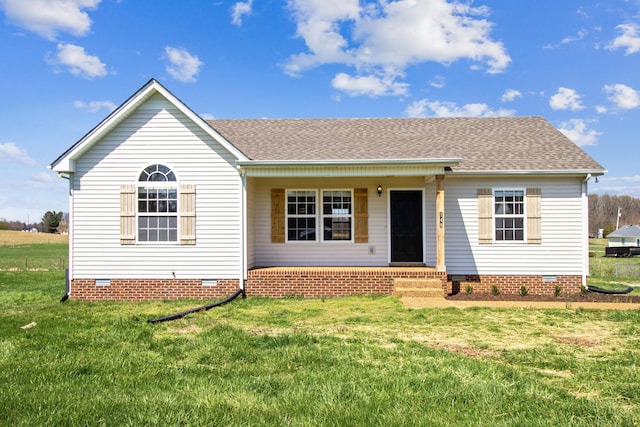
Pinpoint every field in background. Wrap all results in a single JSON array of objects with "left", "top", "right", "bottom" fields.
[
  {"left": 0, "top": 230, "right": 68, "bottom": 245},
  {"left": 0, "top": 231, "right": 67, "bottom": 271}
]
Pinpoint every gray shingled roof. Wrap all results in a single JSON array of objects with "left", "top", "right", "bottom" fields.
[
  {"left": 607, "top": 225, "right": 640, "bottom": 238},
  {"left": 206, "top": 116, "right": 604, "bottom": 172}
]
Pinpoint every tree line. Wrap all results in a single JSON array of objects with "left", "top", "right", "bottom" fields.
[
  {"left": 589, "top": 194, "right": 640, "bottom": 237},
  {"left": 0, "top": 211, "right": 68, "bottom": 234}
]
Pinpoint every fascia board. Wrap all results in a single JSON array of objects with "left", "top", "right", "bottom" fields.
[
  {"left": 236, "top": 158, "right": 462, "bottom": 167},
  {"left": 448, "top": 169, "right": 607, "bottom": 177}
]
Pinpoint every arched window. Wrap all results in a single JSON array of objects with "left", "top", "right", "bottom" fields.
[{"left": 137, "top": 164, "right": 178, "bottom": 242}]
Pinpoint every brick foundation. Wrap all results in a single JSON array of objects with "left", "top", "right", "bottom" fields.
[
  {"left": 447, "top": 274, "right": 583, "bottom": 297},
  {"left": 245, "top": 267, "right": 447, "bottom": 298},
  {"left": 71, "top": 278, "right": 240, "bottom": 301},
  {"left": 70, "top": 270, "right": 583, "bottom": 301}
]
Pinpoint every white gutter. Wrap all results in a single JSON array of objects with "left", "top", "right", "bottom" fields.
[
  {"left": 448, "top": 169, "right": 607, "bottom": 176},
  {"left": 236, "top": 158, "right": 462, "bottom": 167}
]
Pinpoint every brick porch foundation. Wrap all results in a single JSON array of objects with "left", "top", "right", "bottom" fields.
[
  {"left": 70, "top": 270, "right": 583, "bottom": 301},
  {"left": 245, "top": 267, "right": 447, "bottom": 298}
]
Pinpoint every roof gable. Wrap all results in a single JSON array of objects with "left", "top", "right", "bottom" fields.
[{"left": 49, "top": 79, "right": 248, "bottom": 173}]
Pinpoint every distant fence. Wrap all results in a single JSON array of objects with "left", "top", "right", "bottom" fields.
[
  {"left": 590, "top": 258, "right": 640, "bottom": 278},
  {"left": 0, "top": 256, "right": 67, "bottom": 272},
  {"left": 615, "top": 264, "right": 640, "bottom": 278}
]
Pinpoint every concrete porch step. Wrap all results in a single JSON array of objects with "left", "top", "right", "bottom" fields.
[{"left": 392, "top": 278, "right": 445, "bottom": 298}]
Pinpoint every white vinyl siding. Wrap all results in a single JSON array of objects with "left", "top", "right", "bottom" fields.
[
  {"left": 442, "top": 177, "right": 586, "bottom": 276},
  {"left": 70, "top": 93, "right": 242, "bottom": 279}
]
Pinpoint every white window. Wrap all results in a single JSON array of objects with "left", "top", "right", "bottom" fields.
[
  {"left": 138, "top": 164, "right": 178, "bottom": 242},
  {"left": 494, "top": 189, "right": 524, "bottom": 241},
  {"left": 285, "top": 189, "right": 354, "bottom": 242},
  {"left": 287, "top": 190, "right": 317, "bottom": 241},
  {"left": 322, "top": 190, "right": 352, "bottom": 241}
]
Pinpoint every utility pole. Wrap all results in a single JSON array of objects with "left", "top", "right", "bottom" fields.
[{"left": 616, "top": 207, "right": 621, "bottom": 230}]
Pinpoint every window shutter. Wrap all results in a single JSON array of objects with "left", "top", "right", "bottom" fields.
[
  {"left": 477, "top": 188, "right": 493, "bottom": 244},
  {"left": 120, "top": 184, "right": 136, "bottom": 245},
  {"left": 354, "top": 188, "right": 368, "bottom": 243},
  {"left": 526, "top": 188, "right": 541, "bottom": 244},
  {"left": 180, "top": 184, "right": 196, "bottom": 245},
  {"left": 271, "top": 189, "right": 285, "bottom": 243}
]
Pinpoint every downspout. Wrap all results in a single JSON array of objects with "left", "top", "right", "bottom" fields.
[
  {"left": 57, "top": 172, "right": 73, "bottom": 302},
  {"left": 238, "top": 167, "right": 247, "bottom": 291},
  {"left": 581, "top": 174, "right": 591, "bottom": 290}
]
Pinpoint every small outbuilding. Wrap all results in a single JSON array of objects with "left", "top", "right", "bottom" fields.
[{"left": 607, "top": 225, "right": 640, "bottom": 247}]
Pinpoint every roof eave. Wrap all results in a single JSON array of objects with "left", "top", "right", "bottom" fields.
[
  {"left": 236, "top": 158, "right": 463, "bottom": 167},
  {"left": 449, "top": 169, "right": 607, "bottom": 176}
]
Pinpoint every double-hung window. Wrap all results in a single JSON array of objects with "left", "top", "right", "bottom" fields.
[
  {"left": 287, "top": 190, "right": 317, "bottom": 241},
  {"left": 494, "top": 189, "right": 524, "bottom": 241},
  {"left": 322, "top": 190, "right": 352, "bottom": 241},
  {"left": 138, "top": 164, "right": 178, "bottom": 242},
  {"left": 285, "top": 189, "right": 354, "bottom": 242}
]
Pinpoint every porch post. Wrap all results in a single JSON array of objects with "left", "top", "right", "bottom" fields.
[{"left": 436, "top": 175, "right": 446, "bottom": 272}]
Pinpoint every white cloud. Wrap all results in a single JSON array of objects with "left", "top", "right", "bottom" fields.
[
  {"left": 284, "top": 0, "right": 510, "bottom": 97},
  {"left": 164, "top": 46, "right": 203, "bottom": 83},
  {"left": 331, "top": 72, "right": 408, "bottom": 96},
  {"left": 0, "top": 0, "right": 100, "bottom": 40},
  {"left": 603, "top": 84, "right": 640, "bottom": 110},
  {"left": 405, "top": 99, "right": 515, "bottom": 118},
  {"left": 557, "top": 119, "right": 601, "bottom": 147},
  {"left": 49, "top": 43, "right": 107, "bottom": 78},
  {"left": 549, "top": 87, "right": 584, "bottom": 111},
  {"left": 231, "top": 0, "right": 253, "bottom": 26},
  {"left": 595, "top": 105, "right": 608, "bottom": 114},
  {"left": 0, "top": 142, "right": 36, "bottom": 165},
  {"left": 607, "top": 23, "right": 640, "bottom": 55},
  {"left": 429, "top": 75, "right": 446, "bottom": 89},
  {"left": 73, "top": 100, "right": 117, "bottom": 113},
  {"left": 501, "top": 89, "right": 522, "bottom": 103}
]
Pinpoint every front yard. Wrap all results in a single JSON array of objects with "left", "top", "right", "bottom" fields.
[{"left": 1, "top": 268, "right": 640, "bottom": 425}]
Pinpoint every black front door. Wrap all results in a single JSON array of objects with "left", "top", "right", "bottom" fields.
[{"left": 390, "top": 190, "right": 423, "bottom": 263}]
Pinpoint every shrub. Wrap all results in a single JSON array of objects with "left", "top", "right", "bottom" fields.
[
  {"left": 519, "top": 285, "right": 529, "bottom": 296},
  {"left": 465, "top": 284, "right": 473, "bottom": 295},
  {"left": 491, "top": 285, "right": 500, "bottom": 296},
  {"left": 554, "top": 284, "right": 562, "bottom": 297}
]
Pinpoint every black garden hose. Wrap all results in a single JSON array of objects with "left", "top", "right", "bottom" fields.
[
  {"left": 148, "top": 288, "right": 245, "bottom": 324},
  {"left": 587, "top": 285, "right": 634, "bottom": 295}
]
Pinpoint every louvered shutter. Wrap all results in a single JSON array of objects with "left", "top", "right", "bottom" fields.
[
  {"left": 477, "top": 188, "right": 493, "bottom": 244},
  {"left": 271, "top": 188, "right": 285, "bottom": 243},
  {"left": 526, "top": 188, "right": 541, "bottom": 244},
  {"left": 120, "top": 184, "right": 136, "bottom": 245},
  {"left": 354, "top": 188, "right": 368, "bottom": 243},
  {"left": 180, "top": 184, "right": 196, "bottom": 245}
]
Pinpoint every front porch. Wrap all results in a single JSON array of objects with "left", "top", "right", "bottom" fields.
[{"left": 245, "top": 266, "right": 448, "bottom": 298}]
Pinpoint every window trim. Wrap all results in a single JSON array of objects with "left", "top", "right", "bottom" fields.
[
  {"left": 284, "top": 188, "right": 356, "bottom": 243},
  {"left": 493, "top": 188, "right": 526, "bottom": 243},
  {"left": 285, "top": 189, "right": 318, "bottom": 243},
  {"left": 321, "top": 189, "right": 354, "bottom": 243},
  {"left": 136, "top": 164, "right": 180, "bottom": 245}
]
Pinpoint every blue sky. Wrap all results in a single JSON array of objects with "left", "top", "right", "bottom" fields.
[{"left": 1, "top": 0, "right": 640, "bottom": 222}]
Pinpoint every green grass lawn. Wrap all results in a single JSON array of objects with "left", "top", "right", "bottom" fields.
[
  {"left": 589, "top": 239, "right": 640, "bottom": 294},
  {"left": 2, "top": 267, "right": 640, "bottom": 425}
]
